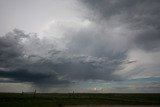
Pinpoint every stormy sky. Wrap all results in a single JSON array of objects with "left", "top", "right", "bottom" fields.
[{"left": 0, "top": 0, "right": 160, "bottom": 93}]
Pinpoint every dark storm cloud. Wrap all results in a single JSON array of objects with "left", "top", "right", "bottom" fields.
[
  {"left": 0, "top": 69, "right": 50, "bottom": 83},
  {"left": 0, "top": 29, "right": 123, "bottom": 85},
  {"left": 82, "top": 0, "right": 141, "bottom": 20},
  {"left": 81, "top": 0, "right": 160, "bottom": 51},
  {"left": 0, "top": 69, "right": 68, "bottom": 85},
  {"left": 134, "top": 27, "right": 160, "bottom": 51},
  {"left": 0, "top": 29, "right": 69, "bottom": 85},
  {"left": 51, "top": 56, "right": 122, "bottom": 81},
  {"left": 0, "top": 29, "right": 26, "bottom": 68}
]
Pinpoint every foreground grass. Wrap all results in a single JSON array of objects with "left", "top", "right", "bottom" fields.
[{"left": 0, "top": 93, "right": 160, "bottom": 107}]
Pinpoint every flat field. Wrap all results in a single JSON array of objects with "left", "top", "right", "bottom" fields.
[{"left": 0, "top": 93, "right": 160, "bottom": 107}]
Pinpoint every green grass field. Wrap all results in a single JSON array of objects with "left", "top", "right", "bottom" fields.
[{"left": 0, "top": 93, "right": 160, "bottom": 107}]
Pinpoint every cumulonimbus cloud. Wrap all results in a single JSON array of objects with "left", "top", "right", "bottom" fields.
[{"left": 0, "top": 27, "right": 124, "bottom": 86}]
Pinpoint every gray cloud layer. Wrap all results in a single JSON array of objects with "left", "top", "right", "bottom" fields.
[{"left": 82, "top": 0, "right": 160, "bottom": 51}]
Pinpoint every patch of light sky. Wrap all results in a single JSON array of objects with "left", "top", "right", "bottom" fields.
[{"left": 0, "top": 0, "right": 87, "bottom": 36}]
